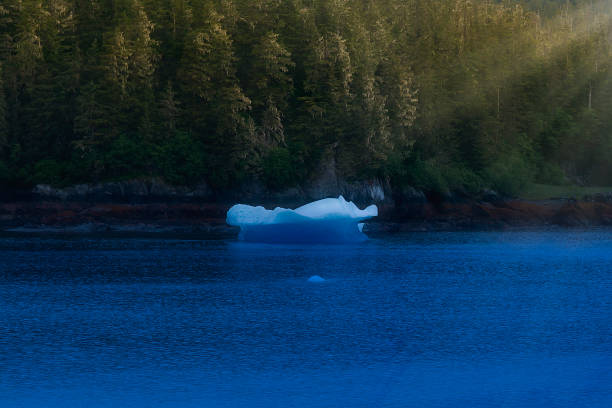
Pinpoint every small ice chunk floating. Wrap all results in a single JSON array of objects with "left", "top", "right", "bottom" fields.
[{"left": 226, "top": 196, "right": 378, "bottom": 243}]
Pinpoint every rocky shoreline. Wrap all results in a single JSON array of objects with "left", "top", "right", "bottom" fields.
[{"left": 1, "top": 179, "right": 612, "bottom": 234}]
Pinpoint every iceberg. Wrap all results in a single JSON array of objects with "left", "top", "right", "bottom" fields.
[{"left": 226, "top": 196, "right": 378, "bottom": 243}]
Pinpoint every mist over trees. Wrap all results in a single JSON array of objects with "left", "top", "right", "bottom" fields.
[{"left": 0, "top": 0, "right": 611, "bottom": 195}]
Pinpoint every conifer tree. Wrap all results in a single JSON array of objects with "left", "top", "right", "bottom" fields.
[
  {"left": 74, "top": 81, "right": 109, "bottom": 151},
  {"left": 0, "top": 64, "right": 7, "bottom": 148},
  {"left": 178, "top": 8, "right": 251, "bottom": 185},
  {"left": 0, "top": 0, "right": 611, "bottom": 190},
  {"left": 158, "top": 81, "right": 180, "bottom": 136},
  {"left": 248, "top": 31, "right": 293, "bottom": 149}
]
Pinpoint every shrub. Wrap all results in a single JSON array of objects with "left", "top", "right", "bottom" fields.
[
  {"left": 102, "top": 134, "right": 152, "bottom": 180},
  {"left": 536, "top": 162, "right": 567, "bottom": 185},
  {"left": 444, "top": 166, "right": 485, "bottom": 195},
  {"left": 30, "top": 159, "right": 64, "bottom": 186},
  {"left": 403, "top": 157, "right": 449, "bottom": 194},
  {"left": 485, "top": 153, "right": 533, "bottom": 196},
  {"left": 262, "top": 147, "right": 297, "bottom": 189},
  {"left": 155, "top": 131, "right": 207, "bottom": 186},
  {"left": 61, "top": 151, "right": 97, "bottom": 185},
  {"left": 0, "top": 160, "right": 9, "bottom": 184}
]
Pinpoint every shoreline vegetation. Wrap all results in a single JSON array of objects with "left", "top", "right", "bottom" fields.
[
  {"left": 2, "top": 1, "right": 612, "bottom": 201},
  {"left": 520, "top": 183, "right": 612, "bottom": 201},
  {"left": 1, "top": 179, "right": 612, "bottom": 233}
]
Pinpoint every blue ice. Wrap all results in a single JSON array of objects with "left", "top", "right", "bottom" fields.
[
  {"left": 226, "top": 196, "right": 378, "bottom": 243},
  {"left": 308, "top": 275, "right": 326, "bottom": 282}
]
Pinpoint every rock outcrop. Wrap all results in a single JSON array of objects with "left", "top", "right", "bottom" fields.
[
  {"left": 32, "top": 179, "right": 213, "bottom": 202},
  {"left": 303, "top": 155, "right": 392, "bottom": 206}
]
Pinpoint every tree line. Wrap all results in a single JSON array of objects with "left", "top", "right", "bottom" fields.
[{"left": 0, "top": 0, "right": 611, "bottom": 195}]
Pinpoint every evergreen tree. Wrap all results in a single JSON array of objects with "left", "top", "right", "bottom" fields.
[
  {"left": 0, "top": 63, "right": 7, "bottom": 148},
  {"left": 158, "top": 81, "right": 181, "bottom": 136},
  {"left": 0, "top": 0, "right": 611, "bottom": 192},
  {"left": 178, "top": 8, "right": 251, "bottom": 185},
  {"left": 74, "top": 81, "right": 110, "bottom": 151},
  {"left": 248, "top": 31, "right": 293, "bottom": 149}
]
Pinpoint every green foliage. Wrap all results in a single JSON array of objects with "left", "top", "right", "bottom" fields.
[
  {"left": 521, "top": 183, "right": 612, "bottom": 200},
  {"left": 154, "top": 131, "right": 207, "bottom": 186},
  {"left": 397, "top": 156, "right": 485, "bottom": 196},
  {"left": 0, "top": 0, "right": 612, "bottom": 194},
  {"left": 261, "top": 147, "right": 297, "bottom": 190},
  {"left": 0, "top": 64, "right": 6, "bottom": 148},
  {"left": 0, "top": 160, "right": 9, "bottom": 184},
  {"left": 444, "top": 166, "right": 485, "bottom": 196},
  {"left": 486, "top": 153, "right": 534, "bottom": 197},
  {"left": 30, "top": 159, "right": 65, "bottom": 185},
  {"left": 101, "top": 134, "right": 152, "bottom": 181},
  {"left": 536, "top": 162, "right": 567, "bottom": 186},
  {"left": 402, "top": 158, "right": 450, "bottom": 194}
]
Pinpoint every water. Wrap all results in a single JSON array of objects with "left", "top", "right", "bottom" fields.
[{"left": 1, "top": 230, "right": 612, "bottom": 407}]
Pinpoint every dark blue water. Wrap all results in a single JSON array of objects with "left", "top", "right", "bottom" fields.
[{"left": 1, "top": 230, "right": 612, "bottom": 407}]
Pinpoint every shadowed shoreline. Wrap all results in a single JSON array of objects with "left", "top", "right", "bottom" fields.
[{"left": 2, "top": 196, "right": 611, "bottom": 234}]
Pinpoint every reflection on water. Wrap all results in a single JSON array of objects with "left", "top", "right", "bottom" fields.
[{"left": 1, "top": 230, "right": 612, "bottom": 407}]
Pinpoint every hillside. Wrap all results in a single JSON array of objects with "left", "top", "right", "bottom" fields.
[{"left": 1, "top": 0, "right": 611, "bottom": 197}]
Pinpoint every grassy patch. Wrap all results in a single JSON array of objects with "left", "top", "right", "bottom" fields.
[{"left": 520, "top": 183, "right": 612, "bottom": 200}]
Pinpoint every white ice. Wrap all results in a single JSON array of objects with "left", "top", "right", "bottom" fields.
[{"left": 226, "top": 196, "right": 378, "bottom": 243}]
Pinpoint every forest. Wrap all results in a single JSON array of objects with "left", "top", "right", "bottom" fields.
[{"left": 0, "top": 0, "right": 611, "bottom": 196}]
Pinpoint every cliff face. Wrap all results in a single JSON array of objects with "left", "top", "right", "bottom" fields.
[{"left": 30, "top": 179, "right": 214, "bottom": 202}]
